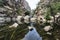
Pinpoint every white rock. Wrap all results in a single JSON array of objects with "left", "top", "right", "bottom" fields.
[
  {"left": 37, "top": 16, "right": 43, "bottom": 21},
  {"left": 44, "top": 26, "right": 53, "bottom": 31},
  {"left": 57, "top": 12, "right": 60, "bottom": 15},
  {"left": 47, "top": 16, "right": 54, "bottom": 23},
  {"left": 56, "top": 38, "right": 59, "bottom": 40},
  {"left": 5, "top": 17, "right": 11, "bottom": 22},
  {"left": 37, "top": 16, "right": 45, "bottom": 21},
  {"left": 47, "top": 20, "right": 53, "bottom": 23},
  {"left": 37, "top": 15, "right": 46, "bottom": 23},
  {"left": 50, "top": 16, "right": 54, "bottom": 19},
  {"left": 0, "top": 8, "right": 6, "bottom": 12},
  {"left": 43, "top": 19, "right": 46, "bottom": 22},
  {"left": 9, "top": 23, "right": 18, "bottom": 28},
  {"left": 47, "top": 32, "right": 52, "bottom": 35},
  {"left": 30, "top": 17, "right": 36, "bottom": 23},
  {"left": 28, "top": 26, "right": 33, "bottom": 30},
  {"left": 4, "top": 6, "right": 12, "bottom": 10},
  {"left": 16, "top": 16, "right": 23, "bottom": 24},
  {"left": 0, "top": 17, "right": 5, "bottom": 23},
  {"left": 24, "top": 15, "right": 30, "bottom": 23},
  {"left": 55, "top": 15, "right": 59, "bottom": 18}
]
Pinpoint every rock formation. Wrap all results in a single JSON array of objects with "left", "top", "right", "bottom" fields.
[
  {"left": 0, "top": 0, "right": 31, "bottom": 40},
  {"left": 34, "top": 0, "right": 60, "bottom": 40}
]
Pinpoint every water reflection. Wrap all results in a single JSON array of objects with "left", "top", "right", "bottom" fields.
[{"left": 23, "top": 28, "right": 42, "bottom": 40}]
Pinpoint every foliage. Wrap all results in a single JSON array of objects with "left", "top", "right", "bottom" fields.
[
  {"left": 0, "top": 0, "right": 4, "bottom": 6},
  {"left": 16, "top": 8, "right": 23, "bottom": 15},
  {"left": 45, "top": 2, "right": 60, "bottom": 20},
  {"left": 45, "top": 8, "right": 51, "bottom": 20},
  {"left": 24, "top": 11, "right": 30, "bottom": 15},
  {"left": 51, "top": 2, "right": 60, "bottom": 14}
]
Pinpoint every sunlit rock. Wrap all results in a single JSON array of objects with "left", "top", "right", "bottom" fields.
[
  {"left": 5, "top": 17, "right": 11, "bottom": 22},
  {"left": 37, "top": 16, "right": 45, "bottom": 21},
  {"left": 0, "top": 7, "right": 7, "bottom": 12},
  {"left": 37, "top": 15, "right": 46, "bottom": 24},
  {"left": 47, "top": 16, "right": 54, "bottom": 23},
  {"left": 0, "top": 17, "right": 5, "bottom": 23},
  {"left": 47, "top": 20, "right": 54, "bottom": 23},
  {"left": 57, "top": 12, "right": 60, "bottom": 15},
  {"left": 0, "top": 13, "right": 6, "bottom": 17},
  {"left": 16, "top": 16, "right": 23, "bottom": 24},
  {"left": 9, "top": 23, "right": 18, "bottom": 28},
  {"left": 55, "top": 15, "right": 60, "bottom": 18},
  {"left": 12, "top": 17, "right": 16, "bottom": 22},
  {"left": 24, "top": 15, "right": 30, "bottom": 24},
  {"left": 28, "top": 26, "right": 33, "bottom": 30},
  {"left": 4, "top": 6, "right": 12, "bottom": 10},
  {"left": 47, "top": 32, "right": 52, "bottom": 35},
  {"left": 44, "top": 26, "right": 53, "bottom": 31},
  {"left": 56, "top": 38, "right": 59, "bottom": 40},
  {"left": 50, "top": 16, "right": 54, "bottom": 19},
  {"left": 30, "top": 17, "right": 37, "bottom": 23},
  {"left": 28, "top": 26, "right": 34, "bottom": 31}
]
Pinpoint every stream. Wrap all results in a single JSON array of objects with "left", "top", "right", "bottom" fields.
[{"left": 23, "top": 27, "right": 42, "bottom": 40}]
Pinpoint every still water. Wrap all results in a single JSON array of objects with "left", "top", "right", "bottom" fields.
[{"left": 23, "top": 28, "right": 42, "bottom": 40}]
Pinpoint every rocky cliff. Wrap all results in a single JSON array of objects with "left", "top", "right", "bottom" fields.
[
  {"left": 34, "top": 0, "right": 60, "bottom": 40},
  {"left": 0, "top": 0, "right": 31, "bottom": 40}
]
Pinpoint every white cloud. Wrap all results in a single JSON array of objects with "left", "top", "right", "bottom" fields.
[{"left": 26, "top": 0, "right": 40, "bottom": 9}]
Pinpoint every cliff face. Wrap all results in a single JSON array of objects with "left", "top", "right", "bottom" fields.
[
  {"left": 21, "top": 0, "right": 31, "bottom": 11},
  {"left": 16, "top": 0, "right": 31, "bottom": 15},
  {"left": 0, "top": 0, "right": 31, "bottom": 25},
  {"left": 34, "top": 0, "right": 60, "bottom": 40},
  {"left": 0, "top": 0, "right": 31, "bottom": 15},
  {"left": 0, "top": 0, "right": 31, "bottom": 40},
  {"left": 35, "top": 0, "right": 51, "bottom": 15},
  {"left": 35, "top": 0, "right": 56, "bottom": 19}
]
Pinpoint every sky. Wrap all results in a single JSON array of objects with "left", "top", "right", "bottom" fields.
[{"left": 26, "top": 0, "right": 40, "bottom": 10}]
